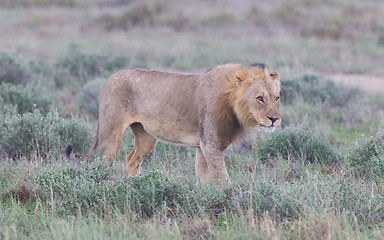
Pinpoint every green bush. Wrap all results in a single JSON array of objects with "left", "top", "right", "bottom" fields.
[
  {"left": 347, "top": 133, "right": 384, "bottom": 180},
  {"left": 54, "top": 45, "right": 107, "bottom": 87},
  {"left": 0, "top": 52, "right": 28, "bottom": 85},
  {"left": 231, "top": 174, "right": 383, "bottom": 223},
  {"left": 230, "top": 180, "right": 300, "bottom": 220},
  {"left": 36, "top": 163, "right": 195, "bottom": 218},
  {"left": 200, "top": 10, "right": 236, "bottom": 27},
  {"left": 35, "top": 159, "right": 117, "bottom": 216},
  {"left": 78, "top": 78, "right": 104, "bottom": 118},
  {"left": 281, "top": 72, "right": 360, "bottom": 107},
  {"left": 258, "top": 127, "right": 340, "bottom": 165},
  {"left": 105, "top": 55, "right": 131, "bottom": 72},
  {"left": 28, "top": 59, "right": 53, "bottom": 80},
  {"left": 0, "top": 109, "right": 91, "bottom": 159},
  {"left": 125, "top": 171, "right": 194, "bottom": 218},
  {"left": 54, "top": 44, "right": 129, "bottom": 88},
  {"left": 0, "top": 83, "right": 53, "bottom": 115},
  {"left": 24, "top": 161, "right": 384, "bottom": 224},
  {"left": 100, "top": 3, "right": 161, "bottom": 31}
]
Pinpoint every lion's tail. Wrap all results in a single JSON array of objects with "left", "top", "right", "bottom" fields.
[
  {"left": 66, "top": 123, "right": 99, "bottom": 162},
  {"left": 84, "top": 122, "right": 99, "bottom": 161}
]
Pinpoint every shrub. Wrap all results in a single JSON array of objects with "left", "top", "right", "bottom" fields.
[
  {"left": 347, "top": 133, "right": 384, "bottom": 180},
  {"left": 0, "top": 52, "right": 28, "bottom": 85},
  {"left": 54, "top": 44, "right": 129, "bottom": 88},
  {"left": 378, "top": 33, "right": 384, "bottom": 46},
  {"left": 105, "top": 55, "right": 131, "bottom": 72},
  {"left": 35, "top": 159, "right": 117, "bottom": 216},
  {"left": 0, "top": 83, "right": 53, "bottom": 115},
  {"left": 28, "top": 59, "right": 53, "bottom": 80},
  {"left": 230, "top": 180, "right": 301, "bottom": 220},
  {"left": 281, "top": 72, "right": 360, "bottom": 107},
  {"left": 78, "top": 78, "right": 104, "bottom": 118},
  {"left": 0, "top": 109, "right": 91, "bottom": 159},
  {"left": 100, "top": 3, "right": 161, "bottom": 31},
  {"left": 231, "top": 174, "right": 383, "bottom": 223},
  {"left": 54, "top": 45, "right": 107, "bottom": 87},
  {"left": 36, "top": 163, "right": 195, "bottom": 218},
  {"left": 31, "top": 163, "right": 384, "bottom": 224},
  {"left": 200, "top": 10, "right": 236, "bottom": 27},
  {"left": 124, "top": 171, "right": 194, "bottom": 218},
  {"left": 258, "top": 127, "right": 340, "bottom": 165}
]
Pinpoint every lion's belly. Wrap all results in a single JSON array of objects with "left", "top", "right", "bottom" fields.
[{"left": 141, "top": 122, "right": 200, "bottom": 147}]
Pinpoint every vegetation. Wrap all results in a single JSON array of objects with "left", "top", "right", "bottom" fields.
[
  {"left": 0, "top": 0, "right": 384, "bottom": 239},
  {"left": 258, "top": 127, "right": 340, "bottom": 165},
  {"left": 347, "top": 133, "right": 384, "bottom": 181},
  {"left": 0, "top": 109, "right": 91, "bottom": 159}
]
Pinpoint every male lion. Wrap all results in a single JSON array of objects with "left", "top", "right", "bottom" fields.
[{"left": 68, "top": 63, "right": 281, "bottom": 186}]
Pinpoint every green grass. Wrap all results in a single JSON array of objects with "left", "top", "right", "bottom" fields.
[
  {"left": 1, "top": 51, "right": 384, "bottom": 238},
  {"left": 1, "top": 156, "right": 384, "bottom": 239},
  {"left": 0, "top": 58, "right": 383, "bottom": 239}
]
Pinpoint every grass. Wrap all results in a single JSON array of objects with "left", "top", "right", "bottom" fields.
[
  {"left": 1, "top": 0, "right": 384, "bottom": 239},
  {"left": 1, "top": 53, "right": 384, "bottom": 239},
  {"left": 1, "top": 155, "right": 384, "bottom": 239}
]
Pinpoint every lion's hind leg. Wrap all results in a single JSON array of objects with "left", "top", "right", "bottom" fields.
[
  {"left": 126, "top": 123, "right": 157, "bottom": 175},
  {"left": 195, "top": 148, "right": 210, "bottom": 184},
  {"left": 98, "top": 114, "right": 130, "bottom": 165}
]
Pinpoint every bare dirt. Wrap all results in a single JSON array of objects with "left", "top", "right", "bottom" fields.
[{"left": 329, "top": 74, "right": 384, "bottom": 92}]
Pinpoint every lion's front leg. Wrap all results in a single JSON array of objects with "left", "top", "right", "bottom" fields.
[{"left": 199, "top": 143, "right": 231, "bottom": 187}]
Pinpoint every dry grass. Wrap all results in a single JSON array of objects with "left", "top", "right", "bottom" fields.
[{"left": 0, "top": 0, "right": 383, "bottom": 74}]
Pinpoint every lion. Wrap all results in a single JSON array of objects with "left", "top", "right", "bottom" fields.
[{"left": 67, "top": 63, "right": 281, "bottom": 186}]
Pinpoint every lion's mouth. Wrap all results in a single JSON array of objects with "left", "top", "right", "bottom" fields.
[
  {"left": 257, "top": 120, "right": 278, "bottom": 128},
  {"left": 261, "top": 124, "right": 275, "bottom": 128}
]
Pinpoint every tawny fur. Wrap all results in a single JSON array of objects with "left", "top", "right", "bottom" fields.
[{"left": 67, "top": 63, "right": 281, "bottom": 187}]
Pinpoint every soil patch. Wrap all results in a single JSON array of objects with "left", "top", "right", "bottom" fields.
[{"left": 329, "top": 74, "right": 384, "bottom": 92}]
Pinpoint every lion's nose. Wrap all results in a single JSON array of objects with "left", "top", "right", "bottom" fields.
[{"left": 267, "top": 116, "right": 279, "bottom": 124}]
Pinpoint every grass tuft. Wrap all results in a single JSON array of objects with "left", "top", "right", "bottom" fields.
[
  {"left": 258, "top": 127, "right": 340, "bottom": 165},
  {"left": 347, "top": 133, "right": 384, "bottom": 180},
  {"left": 0, "top": 109, "right": 91, "bottom": 159}
]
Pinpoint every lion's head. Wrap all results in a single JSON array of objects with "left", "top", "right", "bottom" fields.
[
  {"left": 234, "top": 65, "right": 281, "bottom": 128},
  {"left": 214, "top": 64, "right": 281, "bottom": 132}
]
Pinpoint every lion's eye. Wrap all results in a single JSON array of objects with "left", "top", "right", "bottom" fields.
[
  {"left": 257, "top": 96, "right": 264, "bottom": 102},
  {"left": 276, "top": 96, "right": 280, "bottom": 101}
]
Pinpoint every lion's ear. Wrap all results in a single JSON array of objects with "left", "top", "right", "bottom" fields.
[
  {"left": 270, "top": 71, "right": 280, "bottom": 91},
  {"left": 235, "top": 71, "right": 247, "bottom": 87}
]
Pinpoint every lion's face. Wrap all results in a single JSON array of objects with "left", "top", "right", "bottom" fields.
[{"left": 234, "top": 69, "right": 281, "bottom": 128}]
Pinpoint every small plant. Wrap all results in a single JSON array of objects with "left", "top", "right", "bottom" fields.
[
  {"left": 0, "top": 83, "right": 53, "bottom": 115},
  {"left": 0, "top": 109, "right": 91, "bottom": 159},
  {"left": 54, "top": 44, "right": 130, "bottom": 88},
  {"left": 281, "top": 72, "right": 360, "bottom": 107},
  {"left": 78, "top": 78, "right": 104, "bottom": 118},
  {"left": 100, "top": 3, "right": 162, "bottom": 31},
  {"left": 125, "top": 171, "right": 194, "bottom": 218},
  {"left": 36, "top": 164, "right": 195, "bottom": 218},
  {"left": 200, "top": 10, "right": 236, "bottom": 27},
  {"left": 54, "top": 44, "right": 107, "bottom": 87},
  {"left": 36, "top": 159, "right": 117, "bottom": 216},
  {"left": 0, "top": 52, "right": 28, "bottom": 85},
  {"left": 347, "top": 133, "right": 384, "bottom": 180},
  {"left": 258, "top": 127, "right": 340, "bottom": 165}
]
